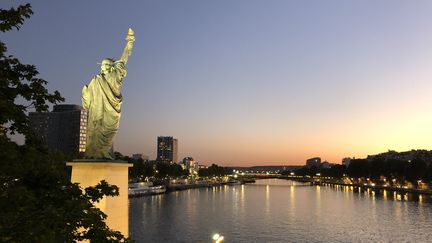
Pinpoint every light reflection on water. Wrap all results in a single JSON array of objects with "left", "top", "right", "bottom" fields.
[{"left": 129, "top": 179, "right": 432, "bottom": 242}]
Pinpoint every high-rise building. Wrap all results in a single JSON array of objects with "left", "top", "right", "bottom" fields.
[
  {"left": 182, "top": 157, "right": 197, "bottom": 174},
  {"left": 306, "top": 157, "right": 321, "bottom": 168},
  {"left": 157, "top": 136, "right": 178, "bottom": 163},
  {"left": 29, "top": 104, "right": 87, "bottom": 156}
]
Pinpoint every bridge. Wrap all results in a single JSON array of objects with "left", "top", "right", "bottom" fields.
[{"left": 231, "top": 172, "right": 324, "bottom": 185}]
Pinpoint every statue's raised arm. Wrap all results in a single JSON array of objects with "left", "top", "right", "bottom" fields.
[{"left": 119, "top": 28, "right": 135, "bottom": 65}]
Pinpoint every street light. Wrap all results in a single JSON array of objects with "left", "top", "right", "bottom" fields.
[{"left": 213, "top": 233, "right": 224, "bottom": 242}]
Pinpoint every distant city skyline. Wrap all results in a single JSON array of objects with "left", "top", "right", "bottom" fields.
[{"left": 4, "top": 1, "right": 432, "bottom": 166}]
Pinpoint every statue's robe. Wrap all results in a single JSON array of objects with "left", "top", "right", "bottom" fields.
[{"left": 82, "top": 62, "right": 126, "bottom": 159}]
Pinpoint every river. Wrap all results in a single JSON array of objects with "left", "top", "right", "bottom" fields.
[{"left": 129, "top": 179, "right": 432, "bottom": 242}]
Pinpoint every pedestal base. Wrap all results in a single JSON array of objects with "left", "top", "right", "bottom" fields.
[{"left": 66, "top": 160, "right": 132, "bottom": 237}]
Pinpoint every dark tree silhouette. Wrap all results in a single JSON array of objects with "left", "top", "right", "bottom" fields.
[{"left": 0, "top": 4, "right": 129, "bottom": 242}]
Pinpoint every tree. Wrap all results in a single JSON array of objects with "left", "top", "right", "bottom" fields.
[
  {"left": 425, "top": 164, "right": 432, "bottom": 183},
  {"left": 0, "top": 4, "right": 63, "bottom": 140},
  {"left": 405, "top": 158, "right": 427, "bottom": 184},
  {"left": 347, "top": 159, "right": 369, "bottom": 178},
  {"left": 325, "top": 164, "right": 347, "bottom": 178},
  {"left": 154, "top": 161, "right": 187, "bottom": 178},
  {"left": 0, "top": 4, "right": 128, "bottom": 242},
  {"left": 199, "top": 164, "right": 232, "bottom": 177},
  {"left": 129, "top": 158, "right": 154, "bottom": 181}
]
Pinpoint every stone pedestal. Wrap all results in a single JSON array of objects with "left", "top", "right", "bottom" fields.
[{"left": 66, "top": 160, "right": 132, "bottom": 237}]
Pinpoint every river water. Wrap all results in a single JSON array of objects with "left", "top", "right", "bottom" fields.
[{"left": 129, "top": 179, "right": 432, "bottom": 242}]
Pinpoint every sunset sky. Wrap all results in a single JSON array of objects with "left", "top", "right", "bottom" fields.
[{"left": 4, "top": 1, "right": 432, "bottom": 166}]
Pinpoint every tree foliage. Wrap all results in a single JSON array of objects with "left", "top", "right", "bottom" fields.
[
  {"left": 114, "top": 152, "right": 189, "bottom": 180},
  {"left": 290, "top": 156, "right": 432, "bottom": 184},
  {"left": 155, "top": 161, "right": 187, "bottom": 178},
  {"left": 0, "top": 138, "right": 126, "bottom": 242},
  {"left": 0, "top": 4, "right": 128, "bottom": 242},
  {"left": 198, "top": 164, "right": 232, "bottom": 177},
  {"left": 0, "top": 3, "right": 63, "bottom": 139},
  {"left": 347, "top": 157, "right": 431, "bottom": 184},
  {"left": 0, "top": 4, "right": 33, "bottom": 32},
  {"left": 129, "top": 158, "right": 154, "bottom": 179}
]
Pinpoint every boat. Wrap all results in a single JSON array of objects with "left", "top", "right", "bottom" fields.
[
  {"left": 227, "top": 179, "right": 242, "bottom": 185},
  {"left": 129, "top": 182, "right": 166, "bottom": 197}
]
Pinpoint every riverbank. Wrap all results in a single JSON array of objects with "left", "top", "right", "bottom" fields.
[
  {"left": 128, "top": 182, "right": 225, "bottom": 198},
  {"left": 271, "top": 175, "right": 432, "bottom": 195},
  {"left": 318, "top": 181, "right": 432, "bottom": 195},
  {"left": 167, "top": 182, "right": 226, "bottom": 192},
  {"left": 129, "top": 178, "right": 257, "bottom": 196}
]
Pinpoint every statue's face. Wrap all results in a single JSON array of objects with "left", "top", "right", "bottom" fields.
[{"left": 101, "top": 59, "right": 114, "bottom": 74}]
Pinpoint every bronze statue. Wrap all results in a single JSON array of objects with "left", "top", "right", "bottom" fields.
[{"left": 82, "top": 28, "right": 135, "bottom": 159}]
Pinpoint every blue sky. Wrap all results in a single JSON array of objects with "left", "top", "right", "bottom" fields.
[{"left": 4, "top": 1, "right": 432, "bottom": 166}]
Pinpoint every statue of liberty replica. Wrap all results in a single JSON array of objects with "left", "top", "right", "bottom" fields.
[{"left": 82, "top": 28, "right": 135, "bottom": 159}]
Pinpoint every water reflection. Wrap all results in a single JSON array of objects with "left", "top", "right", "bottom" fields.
[
  {"left": 240, "top": 185, "right": 245, "bottom": 210},
  {"left": 289, "top": 186, "right": 295, "bottom": 207},
  {"left": 323, "top": 183, "right": 432, "bottom": 203},
  {"left": 265, "top": 185, "right": 270, "bottom": 215},
  {"left": 130, "top": 179, "right": 432, "bottom": 242}
]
